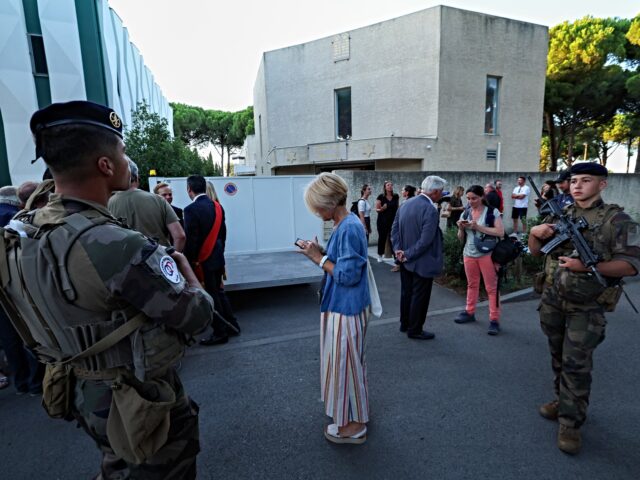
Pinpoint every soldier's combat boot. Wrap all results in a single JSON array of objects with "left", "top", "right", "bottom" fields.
[
  {"left": 538, "top": 400, "right": 559, "bottom": 420},
  {"left": 557, "top": 424, "right": 581, "bottom": 455}
]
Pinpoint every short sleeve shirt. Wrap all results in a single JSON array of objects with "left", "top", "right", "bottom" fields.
[
  {"left": 108, "top": 189, "right": 179, "bottom": 246},
  {"left": 462, "top": 207, "right": 501, "bottom": 258},
  {"left": 357, "top": 198, "right": 371, "bottom": 217},
  {"left": 512, "top": 185, "right": 530, "bottom": 208},
  {"left": 376, "top": 194, "right": 399, "bottom": 224}
]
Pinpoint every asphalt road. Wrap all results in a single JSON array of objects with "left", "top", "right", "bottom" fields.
[{"left": 1, "top": 261, "right": 639, "bottom": 479}]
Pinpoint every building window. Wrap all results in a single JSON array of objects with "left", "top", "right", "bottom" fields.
[
  {"left": 335, "top": 87, "right": 351, "bottom": 139},
  {"left": 28, "top": 34, "right": 48, "bottom": 76},
  {"left": 484, "top": 76, "right": 500, "bottom": 134}
]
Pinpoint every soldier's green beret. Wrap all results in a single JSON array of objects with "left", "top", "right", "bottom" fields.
[{"left": 570, "top": 163, "right": 608, "bottom": 177}]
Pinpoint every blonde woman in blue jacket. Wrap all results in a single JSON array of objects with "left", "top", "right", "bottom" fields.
[{"left": 298, "top": 173, "right": 370, "bottom": 445}]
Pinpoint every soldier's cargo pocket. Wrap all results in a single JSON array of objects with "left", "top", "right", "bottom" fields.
[
  {"left": 533, "top": 272, "right": 546, "bottom": 294},
  {"left": 106, "top": 377, "right": 176, "bottom": 465},
  {"left": 556, "top": 270, "right": 606, "bottom": 303},
  {"left": 596, "top": 285, "right": 623, "bottom": 312},
  {"left": 42, "top": 363, "right": 74, "bottom": 420}
]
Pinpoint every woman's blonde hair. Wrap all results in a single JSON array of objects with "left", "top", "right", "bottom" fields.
[
  {"left": 453, "top": 185, "right": 464, "bottom": 198},
  {"left": 304, "top": 172, "right": 348, "bottom": 213},
  {"left": 206, "top": 181, "right": 218, "bottom": 202}
]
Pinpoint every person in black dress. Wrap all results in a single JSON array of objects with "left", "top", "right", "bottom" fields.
[{"left": 375, "top": 181, "right": 399, "bottom": 262}]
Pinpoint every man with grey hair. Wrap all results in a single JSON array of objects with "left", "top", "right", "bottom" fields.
[
  {"left": 108, "top": 158, "right": 186, "bottom": 251},
  {"left": 391, "top": 175, "right": 446, "bottom": 340}
]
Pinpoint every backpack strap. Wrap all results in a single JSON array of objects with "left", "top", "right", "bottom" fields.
[
  {"left": 62, "top": 312, "right": 147, "bottom": 366},
  {"left": 485, "top": 207, "right": 495, "bottom": 228},
  {"left": 462, "top": 205, "right": 471, "bottom": 221},
  {"left": 52, "top": 213, "right": 113, "bottom": 302}
]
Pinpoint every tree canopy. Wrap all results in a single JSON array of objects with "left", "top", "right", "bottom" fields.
[
  {"left": 124, "top": 103, "right": 219, "bottom": 190},
  {"left": 170, "top": 103, "right": 254, "bottom": 176},
  {"left": 543, "top": 15, "right": 640, "bottom": 172}
]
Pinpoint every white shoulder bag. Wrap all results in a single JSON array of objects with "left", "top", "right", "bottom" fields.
[{"left": 367, "top": 261, "right": 383, "bottom": 317}]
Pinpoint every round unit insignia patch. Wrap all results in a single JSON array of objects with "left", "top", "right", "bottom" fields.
[
  {"left": 224, "top": 182, "right": 238, "bottom": 196},
  {"left": 159, "top": 255, "right": 181, "bottom": 284}
]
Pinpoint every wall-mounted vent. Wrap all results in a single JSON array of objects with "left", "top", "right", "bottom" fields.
[
  {"left": 486, "top": 149, "right": 498, "bottom": 160},
  {"left": 332, "top": 33, "right": 350, "bottom": 62}
]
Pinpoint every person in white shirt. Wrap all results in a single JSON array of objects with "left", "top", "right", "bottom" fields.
[
  {"left": 356, "top": 184, "right": 372, "bottom": 240},
  {"left": 510, "top": 176, "right": 530, "bottom": 236}
]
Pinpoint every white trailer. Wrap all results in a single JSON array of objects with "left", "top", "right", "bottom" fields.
[{"left": 148, "top": 175, "right": 324, "bottom": 290}]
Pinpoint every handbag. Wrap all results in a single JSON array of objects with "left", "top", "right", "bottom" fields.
[
  {"left": 472, "top": 231, "right": 499, "bottom": 253},
  {"left": 367, "top": 261, "right": 383, "bottom": 317}
]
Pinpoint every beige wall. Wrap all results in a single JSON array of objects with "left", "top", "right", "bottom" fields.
[
  {"left": 436, "top": 8, "right": 548, "bottom": 172},
  {"left": 249, "top": 6, "right": 548, "bottom": 177}
]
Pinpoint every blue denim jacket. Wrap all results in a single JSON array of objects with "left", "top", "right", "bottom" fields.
[{"left": 320, "top": 213, "right": 370, "bottom": 315}]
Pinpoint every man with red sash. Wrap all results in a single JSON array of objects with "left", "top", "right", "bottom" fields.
[{"left": 184, "top": 175, "right": 240, "bottom": 345}]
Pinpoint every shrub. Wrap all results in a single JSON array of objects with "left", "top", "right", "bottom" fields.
[{"left": 443, "top": 226, "right": 465, "bottom": 277}]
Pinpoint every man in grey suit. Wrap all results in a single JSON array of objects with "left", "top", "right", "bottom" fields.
[{"left": 391, "top": 175, "right": 447, "bottom": 340}]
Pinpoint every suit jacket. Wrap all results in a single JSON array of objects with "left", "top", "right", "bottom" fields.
[
  {"left": 171, "top": 205, "right": 184, "bottom": 227},
  {"left": 391, "top": 195, "right": 443, "bottom": 278},
  {"left": 184, "top": 195, "right": 227, "bottom": 271}
]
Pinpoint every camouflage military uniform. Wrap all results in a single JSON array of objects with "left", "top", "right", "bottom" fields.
[
  {"left": 539, "top": 199, "right": 640, "bottom": 428},
  {"left": 24, "top": 194, "right": 213, "bottom": 479}
]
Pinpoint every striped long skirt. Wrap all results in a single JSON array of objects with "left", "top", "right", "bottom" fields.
[{"left": 320, "top": 310, "right": 369, "bottom": 427}]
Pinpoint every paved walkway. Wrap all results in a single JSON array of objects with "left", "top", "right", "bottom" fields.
[{"left": 1, "top": 264, "right": 639, "bottom": 479}]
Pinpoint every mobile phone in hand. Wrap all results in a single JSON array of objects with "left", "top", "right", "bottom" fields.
[{"left": 295, "top": 238, "right": 306, "bottom": 248}]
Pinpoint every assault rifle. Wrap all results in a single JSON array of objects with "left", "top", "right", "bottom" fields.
[{"left": 527, "top": 176, "right": 606, "bottom": 287}]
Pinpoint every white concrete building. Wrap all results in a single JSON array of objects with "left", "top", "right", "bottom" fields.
[
  {"left": 0, "top": 0, "right": 172, "bottom": 185},
  {"left": 246, "top": 5, "right": 548, "bottom": 176}
]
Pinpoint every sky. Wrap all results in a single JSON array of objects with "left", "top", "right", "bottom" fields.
[{"left": 107, "top": 0, "right": 639, "bottom": 171}]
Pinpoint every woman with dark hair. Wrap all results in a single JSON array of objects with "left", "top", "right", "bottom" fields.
[
  {"left": 446, "top": 185, "right": 465, "bottom": 229},
  {"left": 535, "top": 180, "right": 558, "bottom": 210},
  {"left": 375, "top": 181, "right": 399, "bottom": 262},
  {"left": 454, "top": 185, "right": 504, "bottom": 335},
  {"left": 401, "top": 184, "right": 416, "bottom": 201},
  {"left": 356, "top": 184, "right": 372, "bottom": 240}
]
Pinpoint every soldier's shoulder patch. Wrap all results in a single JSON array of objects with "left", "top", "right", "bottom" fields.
[{"left": 159, "top": 255, "right": 181, "bottom": 284}]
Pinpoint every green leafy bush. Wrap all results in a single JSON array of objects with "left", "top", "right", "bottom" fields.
[{"left": 443, "top": 226, "right": 464, "bottom": 277}]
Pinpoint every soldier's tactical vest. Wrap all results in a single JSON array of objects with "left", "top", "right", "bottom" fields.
[
  {"left": 543, "top": 202, "right": 624, "bottom": 308},
  {"left": 0, "top": 209, "right": 184, "bottom": 378}
]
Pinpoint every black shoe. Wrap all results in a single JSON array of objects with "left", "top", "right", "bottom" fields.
[
  {"left": 487, "top": 321, "right": 501, "bottom": 336},
  {"left": 399, "top": 325, "right": 408, "bottom": 333},
  {"left": 454, "top": 311, "right": 476, "bottom": 324},
  {"left": 408, "top": 331, "right": 436, "bottom": 340},
  {"left": 199, "top": 335, "right": 229, "bottom": 346}
]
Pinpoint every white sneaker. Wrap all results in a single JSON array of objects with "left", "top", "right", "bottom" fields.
[{"left": 377, "top": 256, "right": 383, "bottom": 263}]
